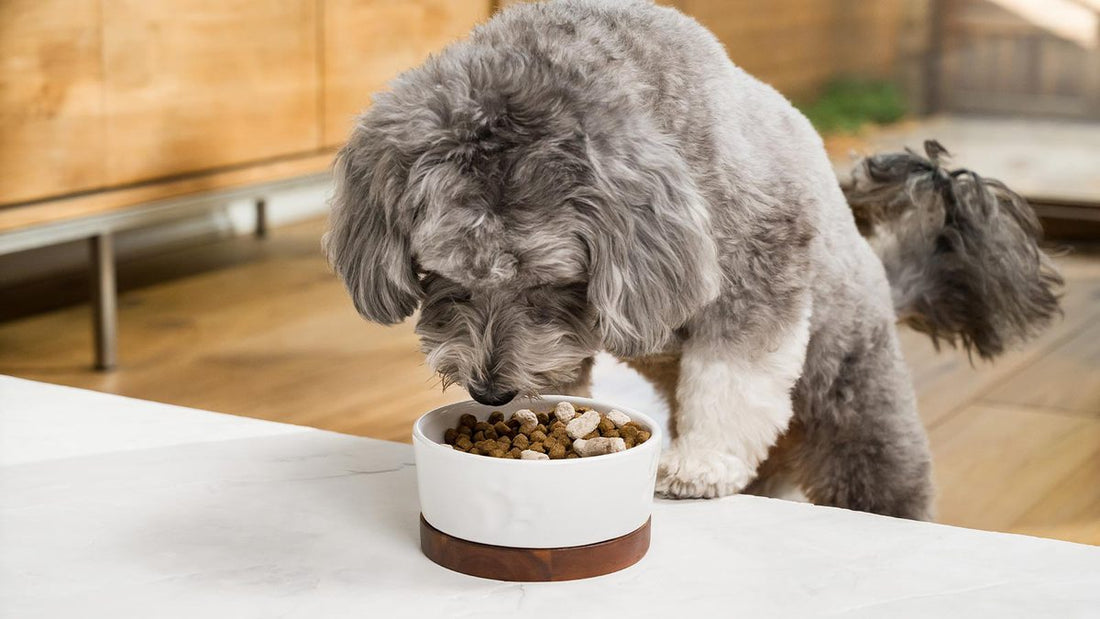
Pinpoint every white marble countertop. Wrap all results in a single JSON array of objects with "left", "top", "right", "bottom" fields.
[{"left": 2, "top": 375, "right": 1098, "bottom": 618}]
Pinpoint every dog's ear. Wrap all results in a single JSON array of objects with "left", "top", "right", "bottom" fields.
[
  {"left": 323, "top": 128, "right": 422, "bottom": 325},
  {"left": 580, "top": 127, "right": 721, "bottom": 358}
]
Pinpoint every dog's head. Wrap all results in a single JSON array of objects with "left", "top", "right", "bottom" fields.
[{"left": 324, "top": 48, "right": 719, "bottom": 404}]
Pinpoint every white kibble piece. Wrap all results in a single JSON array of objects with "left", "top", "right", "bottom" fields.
[
  {"left": 554, "top": 401, "right": 577, "bottom": 423},
  {"left": 566, "top": 409, "right": 600, "bottom": 439},
  {"left": 606, "top": 409, "right": 632, "bottom": 428},
  {"left": 520, "top": 449, "right": 550, "bottom": 461},
  {"left": 511, "top": 409, "right": 538, "bottom": 431},
  {"left": 573, "top": 437, "right": 627, "bottom": 457}
]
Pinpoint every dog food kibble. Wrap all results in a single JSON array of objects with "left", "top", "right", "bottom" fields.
[
  {"left": 606, "top": 409, "right": 631, "bottom": 428},
  {"left": 554, "top": 401, "right": 577, "bottom": 423},
  {"left": 566, "top": 409, "right": 601, "bottom": 440},
  {"left": 444, "top": 403, "right": 650, "bottom": 460},
  {"left": 573, "top": 437, "right": 626, "bottom": 457},
  {"left": 597, "top": 417, "right": 615, "bottom": 434},
  {"left": 511, "top": 409, "right": 538, "bottom": 432}
]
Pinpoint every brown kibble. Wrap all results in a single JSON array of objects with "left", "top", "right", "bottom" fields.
[
  {"left": 511, "top": 409, "right": 538, "bottom": 432},
  {"left": 448, "top": 402, "right": 646, "bottom": 460}
]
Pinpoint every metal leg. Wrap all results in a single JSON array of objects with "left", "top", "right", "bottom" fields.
[
  {"left": 255, "top": 197, "right": 268, "bottom": 238},
  {"left": 90, "top": 233, "right": 117, "bottom": 371}
]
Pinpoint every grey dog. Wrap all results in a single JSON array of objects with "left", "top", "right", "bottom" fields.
[{"left": 324, "top": 0, "right": 1061, "bottom": 519}]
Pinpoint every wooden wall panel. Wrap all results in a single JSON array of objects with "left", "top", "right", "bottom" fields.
[
  {"left": 0, "top": 0, "right": 106, "bottom": 205},
  {"left": 939, "top": 0, "right": 1100, "bottom": 119},
  {"left": 677, "top": 0, "right": 840, "bottom": 99},
  {"left": 101, "top": 0, "right": 321, "bottom": 187},
  {"left": 322, "top": 0, "right": 490, "bottom": 147}
]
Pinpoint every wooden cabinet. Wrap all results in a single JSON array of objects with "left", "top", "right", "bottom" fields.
[
  {"left": 323, "top": 0, "right": 489, "bottom": 146},
  {"left": 0, "top": 0, "right": 489, "bottom": 207},
  {"left": 0, "top": 0, "right": 106, "bottom": 205},
  {"left": 101, "top": 0, "right": 321, "bottom": 186}
]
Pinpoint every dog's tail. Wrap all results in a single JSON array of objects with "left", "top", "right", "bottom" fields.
[{"left": 842, "top": 140, "right": 1063, "bottom": 360}]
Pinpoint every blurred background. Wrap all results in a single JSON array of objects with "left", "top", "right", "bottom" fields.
[{"left": 1, "top": 0, "right": 1097, "bottom": 543}]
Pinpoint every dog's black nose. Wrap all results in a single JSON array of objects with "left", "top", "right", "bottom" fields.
[{"left": 469, "top": 387, "right": 518, "bottom": 406}]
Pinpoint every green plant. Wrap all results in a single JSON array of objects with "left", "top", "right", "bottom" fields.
[{"left": 798, "top": 78, "right": 906, "bottom": 134}]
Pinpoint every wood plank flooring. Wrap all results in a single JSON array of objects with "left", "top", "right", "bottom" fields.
[{"left": 1, "top": 217, "right": 1097, "bottom": 544}]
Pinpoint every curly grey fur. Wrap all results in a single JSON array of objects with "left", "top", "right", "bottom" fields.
[
  {"left": 324, "top": 0, "right": 1060, "bottom": 520},
  {"left": 844, "top": 140, "right": 1063, "bottom": 359}
]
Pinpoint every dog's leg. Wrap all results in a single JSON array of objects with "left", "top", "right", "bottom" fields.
[
  {"left": 657, "top": 297, "right": 812, "bottom": 499},
  {"left": 791, "top": 323, "right": 934, "bottom": 520}
]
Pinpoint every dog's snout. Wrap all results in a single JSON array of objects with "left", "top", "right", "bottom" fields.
[{"left": 468, "top": 385, "right": 518, "bottom": 406}]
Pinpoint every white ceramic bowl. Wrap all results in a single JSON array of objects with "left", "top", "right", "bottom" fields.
[{"left": 413, "top": 395, "right": 662, "bottom": 549}]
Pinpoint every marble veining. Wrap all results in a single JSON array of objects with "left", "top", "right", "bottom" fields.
[{"left": 2, "top": 375, "right": 1098, "bottom": 618}]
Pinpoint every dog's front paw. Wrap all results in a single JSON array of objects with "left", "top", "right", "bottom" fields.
[{"left": 656, "top": 446, "right": 755, "bottom": 499}]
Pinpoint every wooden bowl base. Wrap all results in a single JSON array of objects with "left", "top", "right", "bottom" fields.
[{"left": 419, "top": 515, "right": 651, "bottom": 581}]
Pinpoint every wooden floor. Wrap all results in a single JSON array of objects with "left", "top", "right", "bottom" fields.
[{"left": 1, "top": 217, "right": 1098, "bottom": 544}]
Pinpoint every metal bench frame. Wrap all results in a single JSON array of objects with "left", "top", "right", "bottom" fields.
[{"left": 0, "top": 172, "right": 328, "bottom": 370}]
